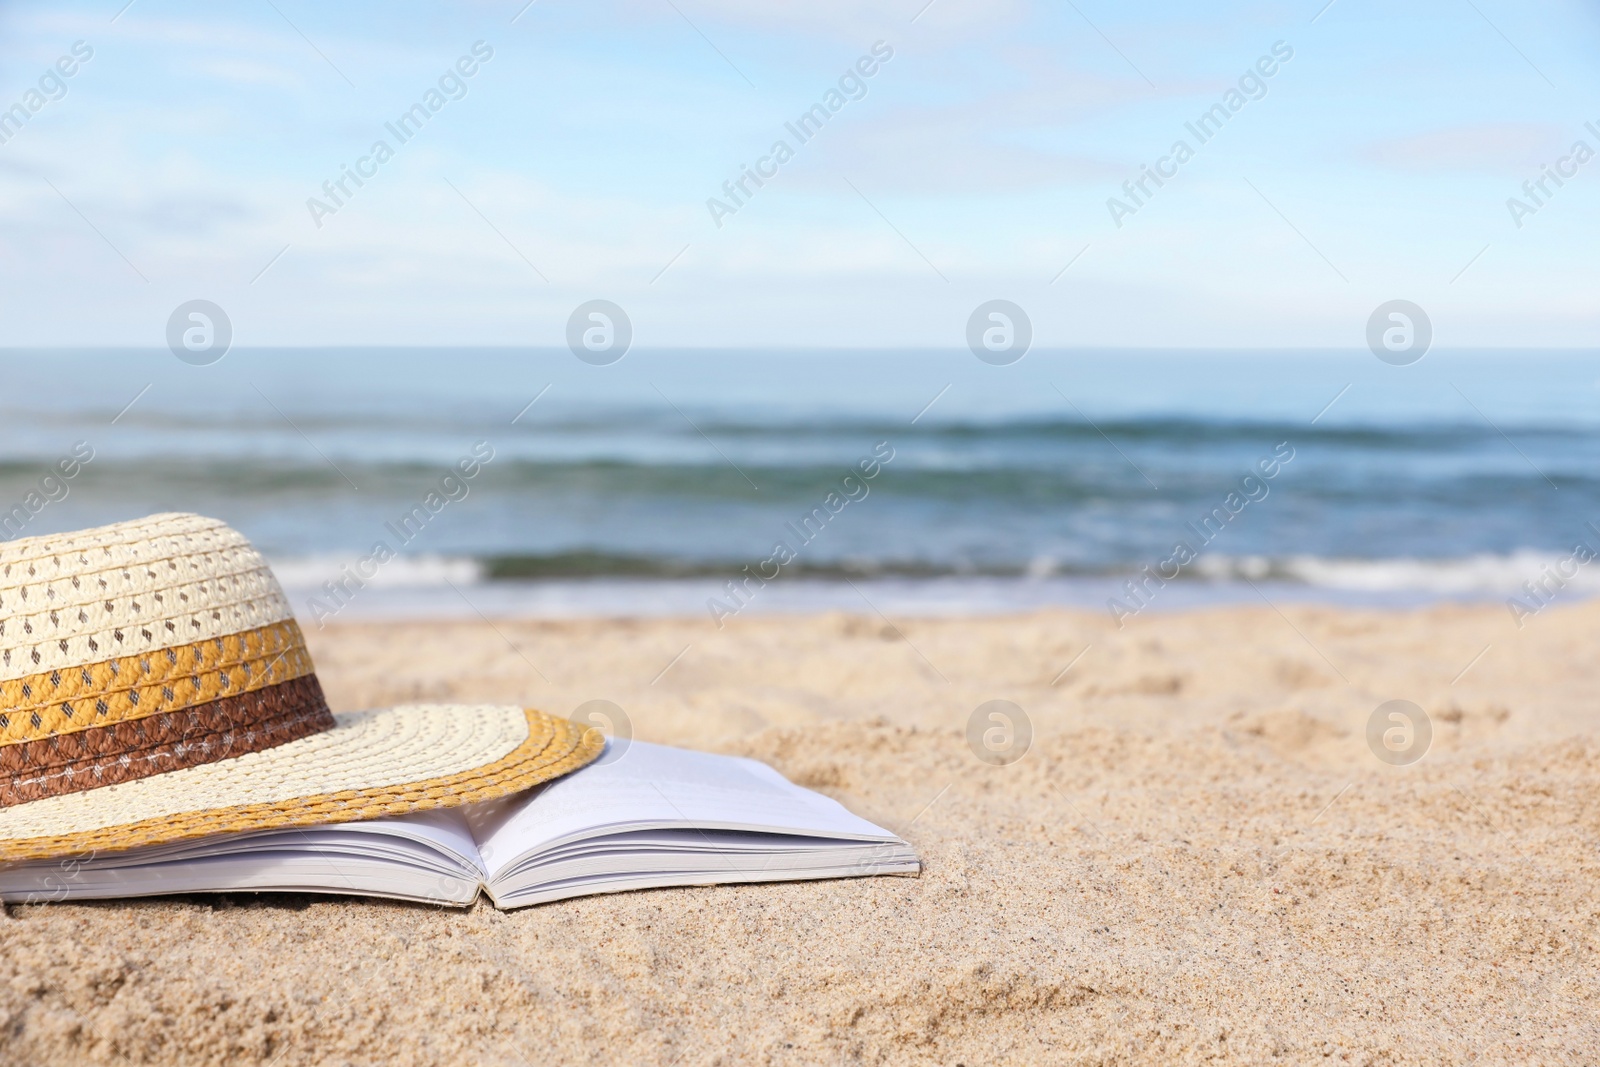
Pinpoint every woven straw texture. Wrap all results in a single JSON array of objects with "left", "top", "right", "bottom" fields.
[
  {"left": 0, "top": 706, "right": 604, "bottom": 863},
  {"left": 0, "top": 620, "right": 312, "bottom": 747},
  {"left": 0, "top": 513, "right": 292, "bottom": 683},
  {"left": 0, "top": 675, "right": 335, "bottom": 806}
]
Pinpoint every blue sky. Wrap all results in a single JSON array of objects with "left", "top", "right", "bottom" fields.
[{"left": 1, "top": 0, "right": 1597, "bottom": 347}]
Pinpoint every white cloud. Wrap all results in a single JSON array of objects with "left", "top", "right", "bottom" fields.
[{"left": 1361, "top": 122, "right": 1569, "bottom": 174}]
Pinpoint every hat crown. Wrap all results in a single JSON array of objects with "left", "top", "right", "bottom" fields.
[{"left": 0, "top": 513, "right": 333, "bottom": 806}]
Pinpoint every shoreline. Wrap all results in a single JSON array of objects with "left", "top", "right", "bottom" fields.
[{"left": 274, "top": 574, "right": 1566, "bottom": 631}]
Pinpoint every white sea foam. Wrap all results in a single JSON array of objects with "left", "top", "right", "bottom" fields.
[
  {"left": 1192, "top": 551, "right": 1600, "bottom": 595},
  {"left": 269, "top": 554, "right": 484, "bottom": 591},
  {"left": 268, "top": 550, "right": 1600, "bottom": 609}
]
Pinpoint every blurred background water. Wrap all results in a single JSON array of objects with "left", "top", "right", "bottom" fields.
[{"left": 2, "top": 348, "right": 1596, "bottom": 622}]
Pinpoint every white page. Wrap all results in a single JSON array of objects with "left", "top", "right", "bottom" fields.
[
  {"left": 0, "top": 850, "right": 483, "bottom": 906},
  {"left": 0, "top": 807, "right": 484, "bottom": 905},
  {"left": 469, "top": 739, "right": 905, "bottom": 883},
  {"left": 72, "top": 807, "right": 482, "bottom": 871},
  {"left": 309, "top": 807, "right": 485, "bottom": 878}
]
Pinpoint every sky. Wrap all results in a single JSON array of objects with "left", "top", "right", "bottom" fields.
[{"left": 1, "top": 0, "right": 1597, "bottom": 348}]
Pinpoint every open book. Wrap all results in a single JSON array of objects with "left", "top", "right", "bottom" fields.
[{"left": 0, "top": 740, "right": 919, "bottom": 909}]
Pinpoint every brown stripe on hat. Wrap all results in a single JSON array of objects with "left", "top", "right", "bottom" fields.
[{"left": 0, "top": 674, "right": 336, "bottom": 806}]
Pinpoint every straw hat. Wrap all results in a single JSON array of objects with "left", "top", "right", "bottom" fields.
[{"left": 0, "top": 513, "right": 603, "bottom": 863}]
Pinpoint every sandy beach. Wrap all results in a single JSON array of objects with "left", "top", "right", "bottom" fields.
[{"left": 2, "top": 601, "right": 1596, "bottom": 1065}]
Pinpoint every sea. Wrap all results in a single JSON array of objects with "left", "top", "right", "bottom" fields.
[{"left": 2, "top": 348, "right": 1597, "bottom": 624}]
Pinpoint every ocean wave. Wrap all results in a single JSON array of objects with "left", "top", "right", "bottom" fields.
[
  {"left": 8, "top": 412, "right": 1597, "bottom": 469},
  {"left": 267, "top": 549, "right": 1596, "bottom": 597}
]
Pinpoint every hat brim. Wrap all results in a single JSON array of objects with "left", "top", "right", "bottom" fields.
[{"left": 0, "top": 706, "right": 603, "bottom": 864}]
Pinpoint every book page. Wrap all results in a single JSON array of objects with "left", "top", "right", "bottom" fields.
[
  {"left": 466, "top": 739, "right": 902, "bottom": 883},
  {"left": 321, "top": 806, "right": 484, "bottom": 878},
  {"left": 0, "top": 807, "right": 486, "bottom": 906}
]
